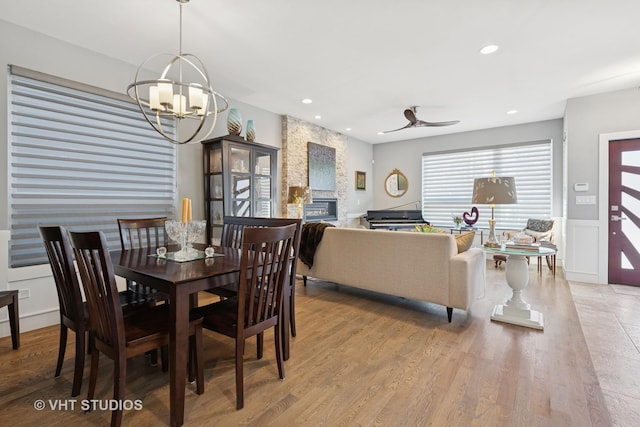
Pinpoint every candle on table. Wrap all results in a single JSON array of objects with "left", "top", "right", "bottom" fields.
[
  {"left": 181, "top": 197, "right": 188, "bottom": 223},
  {"left": 187, "top": 198, "right": 192, "bottom": 221}
]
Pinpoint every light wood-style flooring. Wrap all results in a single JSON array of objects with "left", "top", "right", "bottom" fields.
[{"left": 0, "top": 261, "right": 636, "bottom": 426}]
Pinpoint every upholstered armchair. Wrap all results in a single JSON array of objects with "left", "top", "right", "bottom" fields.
[
  {"left": 495, "top": 219, "right": 555, "bottom": 268},
  {"left": 506, "top": 219, "right": 555, "bottom": 243}
]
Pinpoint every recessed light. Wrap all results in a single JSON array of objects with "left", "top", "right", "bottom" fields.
[
  {"left": 507, "top": 109, "right": 518, "bottom": 115},
  {"left": 314, "top": 115, "right": 322, "bottom": 119},
  {"left": 301, "top": 98, "right": 313, "bottom": 104},
  {"left": 377, "top": 131, "right": 384, "bottom": 135},
  {"left": 480, "top": 44, "right": 499, "bottom": 55},
  {"left": 345, "top": 128, "right": 352, "bottom": 131}
]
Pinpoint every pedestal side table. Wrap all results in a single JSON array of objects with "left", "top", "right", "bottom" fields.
[{"left": 484, "top": 246, "right": 557, "bottom": 330}]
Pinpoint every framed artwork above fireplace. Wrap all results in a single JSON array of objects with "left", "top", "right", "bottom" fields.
[{"left": 308, "top": 142, "right": 336, "bottom": 191}]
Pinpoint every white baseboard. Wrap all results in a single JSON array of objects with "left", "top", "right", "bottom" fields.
[
  {"left": 565, "top": 271, "right": 601, "bottom": 284},
  {"left": 0, "top": 308, "right": 59, "bottom": 339}
]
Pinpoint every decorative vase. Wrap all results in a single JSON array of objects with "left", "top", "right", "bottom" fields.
[
  {"left": 227, "top": 108, "right": 242, "bottom": 136},
  {"left": 246, "top": 119, "right": 255, "bottom": 142}
]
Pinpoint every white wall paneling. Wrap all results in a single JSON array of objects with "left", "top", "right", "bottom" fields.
[{"left": 564, "top": 220, "right": 601, "bottom": 283}]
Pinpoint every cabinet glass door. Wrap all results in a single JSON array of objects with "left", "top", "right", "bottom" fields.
[
  {"left": 255, "top": 151, "right": 272, "bottom": 175},
  {"left": 253, "top": 150, "right": 273, "bottom": 216},
  {"left": 230, "top": 147, "right": 250, "bottom": 173},
  {"left": 210, "top": 201, "right": 224, "bottom": 225},
  {"left": 232, "top": 201, "right": 251, "bottom": 217},
  {"left": 254, "top": 200, "right": 272, "bottom": 217},
  {"left": 209, "top": 148, "right": 222, "bottom": 173},
  {"left": 229, "top": 146, "right": 251, "bottom": 217},
  {"left": 210, "top": 175, "right": 223, "bottom": 199}
]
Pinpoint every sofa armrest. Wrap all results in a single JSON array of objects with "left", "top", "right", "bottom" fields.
[{"left": 448, "top": 248, "right": 485, "bottom": 310}]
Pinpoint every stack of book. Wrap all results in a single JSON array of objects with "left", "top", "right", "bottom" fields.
[{"left": 505, "top": 242, "right": 541, "bottom": 252}]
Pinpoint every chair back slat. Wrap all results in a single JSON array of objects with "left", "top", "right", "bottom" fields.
[
  {"left": 69, "top": 231, "right": 125, "bottom": 351},
  {"left": 38, "top": 226, "right": 85, "bottom": 325},
  {"left": 117, "top": 217, "right": 167, "bottom": 250},
  {"left": 117, "top": 217, "right": 168, "bottom": 298},
  {"left": 220, "top": 219, "right": 246, "bottom": 249},
  {"left": 237, "top": 224, "right": 296, "bottom": 332}
]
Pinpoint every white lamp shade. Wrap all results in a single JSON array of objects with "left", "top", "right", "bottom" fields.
[
  {"left": 189, "top": 84, "right": 203, "bottom": 110},
  {"left": 158, "top": 81, "right": 173, "bottom": 106}
]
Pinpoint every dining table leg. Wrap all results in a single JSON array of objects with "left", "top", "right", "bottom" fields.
[{"left": 170, "top": 286, "right": 189, "bottom": 427}]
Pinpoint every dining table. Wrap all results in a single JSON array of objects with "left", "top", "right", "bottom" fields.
[{"left": 109, "top": 244, "right": 242, "bottom": 426}]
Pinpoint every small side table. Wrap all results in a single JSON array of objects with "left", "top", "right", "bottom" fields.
[{"left": 484, "top": 246, "right": 556, "bottom": 331}]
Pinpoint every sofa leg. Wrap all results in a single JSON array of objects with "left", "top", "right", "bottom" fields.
[
  {"left": 446, "top": 307, "right": 453, "bottom": 323},
  {"left": 303, "top": 276, "right": 307, "bottom": 287}
]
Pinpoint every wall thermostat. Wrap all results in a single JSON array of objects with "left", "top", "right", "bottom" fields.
[{"left": 574, "top": 183, "right": 589, "bottom": 192}]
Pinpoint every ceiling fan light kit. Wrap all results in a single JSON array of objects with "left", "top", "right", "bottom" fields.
[{"left": 383, "top": 106, "right": 460, "bottom": 134}]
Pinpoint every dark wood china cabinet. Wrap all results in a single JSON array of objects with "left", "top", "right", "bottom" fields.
[{"left": 201, "top": 135, "right": 278, "bottom": 244}]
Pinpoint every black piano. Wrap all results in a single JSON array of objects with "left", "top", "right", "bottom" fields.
[{"left": 362, "top": 209, "right": 429, "bottom": 231}]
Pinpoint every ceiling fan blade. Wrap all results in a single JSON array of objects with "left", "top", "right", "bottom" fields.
[
  {"left": 382, "top": 122, "right": 413, "bottom": 133},
  {"left": 403, "top": 108, "right": 418, "bottom": 124},
  {"left": 415, "top": 119, "right": 460, "bottom": 127}
]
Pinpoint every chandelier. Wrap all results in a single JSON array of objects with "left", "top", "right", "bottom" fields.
[{"left": 127, "top": 0, "right": 228, "bottom": 144}]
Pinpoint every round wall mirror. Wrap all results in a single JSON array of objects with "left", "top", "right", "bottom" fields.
[{"left": 384, "top": 169, "right": 408, "bottom": 197}]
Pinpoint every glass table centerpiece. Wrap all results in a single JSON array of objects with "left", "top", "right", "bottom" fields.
[{"left": 165, "top": 219, "right": 207, "bottom": 261}]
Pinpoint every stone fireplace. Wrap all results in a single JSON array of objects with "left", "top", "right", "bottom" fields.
[{"left": 281, "top": 115, "right": 347, "bottom": 225}]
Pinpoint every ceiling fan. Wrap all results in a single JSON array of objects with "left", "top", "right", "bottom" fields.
[{"left": 382, "top": 106, "right": 460, "bottom": 133}]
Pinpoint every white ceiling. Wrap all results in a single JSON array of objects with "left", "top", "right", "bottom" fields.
[{"left": 3, "top": 0, "right": 640, "bottom": 143}]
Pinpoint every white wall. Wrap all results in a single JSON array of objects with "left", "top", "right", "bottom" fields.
[
  {"left": 564, "top": 88, "right": 640, "bottom": 284},
  {"left": 344, "top": 136, "right": 374, "bottom": 224}
]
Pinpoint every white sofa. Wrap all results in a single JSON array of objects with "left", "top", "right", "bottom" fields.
[{"left": 297, "top": 227, "right": 485, "bottom": 322}]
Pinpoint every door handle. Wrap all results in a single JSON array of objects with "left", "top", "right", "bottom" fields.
[{"left": 611, "top": 215, "right": 627, "bottom": 221}]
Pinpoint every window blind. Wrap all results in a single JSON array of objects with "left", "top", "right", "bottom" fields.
[
  {"left": 8, "top": 66, "right": 177, "bottom": 267},
  {"left": 421, "top": 141, "right": 552, "bottom": 230}
]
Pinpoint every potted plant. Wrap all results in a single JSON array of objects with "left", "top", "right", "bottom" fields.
[{"left": 452, "top": 215, "right": 463, "bottom": 229}]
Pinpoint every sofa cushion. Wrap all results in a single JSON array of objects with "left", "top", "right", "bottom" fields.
[{"left": 455, "top": 231, "right": 475, "bottom": 253}]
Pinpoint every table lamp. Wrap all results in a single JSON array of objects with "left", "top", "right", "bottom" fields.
[
  {"left": 472, "top": 174, "right": 517, "bottom": 248},
  {"left": 287, "top": 185, "right": 312, "bottom": 219}
]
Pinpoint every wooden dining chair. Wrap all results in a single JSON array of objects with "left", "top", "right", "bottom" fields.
[
  {"left": 193, "top": 223, "right": 296, "bottom": 409},
  {"left": 212, "top": 216, "right": 303, "bottom": 337},
  {"left": 0, "top": 290, "right": 19, "bottom": 350},
  {"left": 39, "top": 225, "right": 158, "bottom": 397},
  {"left": 38, "top": 226, "right": 88, "bottom": 397},
  {"left": 69, "top": 230, "right": 204, "bottom": 427},
  {"left": 117, "top": 217, "right": 169, "bottom": 302}
]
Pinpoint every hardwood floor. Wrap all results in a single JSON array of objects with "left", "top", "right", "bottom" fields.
[{"left": 0, "top": 261, "right": 632, "bottom": 426}]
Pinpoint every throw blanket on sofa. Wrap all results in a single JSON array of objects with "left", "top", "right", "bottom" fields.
[{"left": 300, "top": 222, "right": 334, "bottom": 268}]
